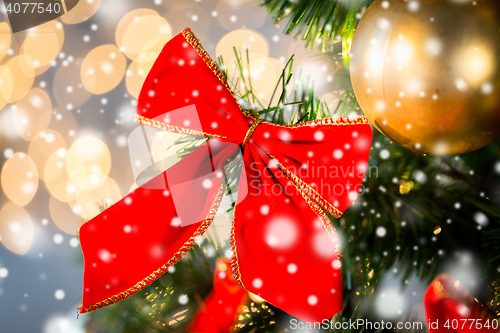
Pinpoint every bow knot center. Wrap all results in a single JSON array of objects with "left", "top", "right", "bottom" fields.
[{"left": 242, "top": 119, "right": 262, "bottom": 148}]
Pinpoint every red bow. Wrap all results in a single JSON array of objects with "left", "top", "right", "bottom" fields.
[{"left": 79, "top": 28, "right": 372, "bottom": 322}]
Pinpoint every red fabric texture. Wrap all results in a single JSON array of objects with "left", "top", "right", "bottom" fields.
[
  {"left": 424, "top": 274, "right": 498, "bottom": 332},
  {"left": 79, "top": 28, "right": 373, "bottom": 322},
  {"left": 187, "top": 258, "right": 248, "bottom": 333}
]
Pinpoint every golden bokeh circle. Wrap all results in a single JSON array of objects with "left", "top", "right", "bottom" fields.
[
  {"left": 0, "top": 202, "right": 34, "bottom": 255},
  {"left": 81, "top": 44, "right": 126, "bottom": 94},
  {"left": 0, "top": 67, "right": 8, "bottom": 113},
  {"left": 49, "top": 195, "right": 85, "bottom": 235},
  {"left": 44, "top": 148, "right": 80, "bottom": 203},
  {"left": 13, "top": 88, "right": 52, "bottom": 141},
  {"left": 53, "top": 58, "right": 91, "bottom": 110},
  {"left": 20, "top": 20, "right": 64, "bottom": 75},
  {"left": 28, "top": 129, "right": 67, "bottom": 181},
  {"left": 247, "top": 57, "right": 285, "bottom": 103},
  {"left": 67, "top": 136, "right": 111, "bottom": 189},
  {"left": 0, "top": 22, "right": 12, "bottom": 63},
  {"left": 61, "top": 0, "right": 101, "bottom": 24},
  {"left": 216, "top": 29, "right": 269, "bottom": 75},
  {"left": 72, "top": 175, "right": 121, "bottom": 221},
  {"left": 116, "top": 9, "right": 172, "bottom": 62},
  {"left": 125, "top": 59, "right": 155, "bottom": 98},
  {"left": 0, "top": 55, "right": 35, "bottom": 103},
  {"left": 1, "top": 153, "right": 38, "bottom": 206},
  {"left": 0, "top": 65, "right": 12, "bottom": 109}
]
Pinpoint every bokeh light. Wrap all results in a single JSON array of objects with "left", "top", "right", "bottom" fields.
[
  {"left": 0, "top": 69, "right": 9, "bottom": 112},
  {"left": 73, "top": 175, "right": 121, "bottom": 220},
  {"left": 454, "top": 42, "right": 495, "bottom": 88},
  {"left": 125, "top": 58, "right": 155, "bottom": 98},
  {"left": 0, "top": 202, "right": 34, "bottom": 255},
  {"left": 215, "top": 29, "right": 269, "bottom": 75},
  {"left": 1, "top": 153, "right": 38, "bottom": 206},
  {"left": 28, "top": 130, "right": 67, "bottom": 181},
  {"left": 44, "top": 149, "right": 79, "bottom": 203},
  {"left": 61, "top": 0, "right": 102, "bottom": 24},
  {"left": 116, "top": 9, "right": 172, "bottom": 63},
  {"left": 20, "top": 20, "right": 64, "bottom": 75},
  {"left": 375, "top": 289, "right": 406, "bottom": 319},
  {"left": 67, "top": 136, "right": 111, "bottom": 189},
  {"left": 0, "top": 55, "right": 36, "bottom": 103},
  {"left": 247, "top": 57, "right": 285, "bottom": 102},
  {"left": 13, "top": 88, "right": 52, "bottom": 141},
  {"left": 49, "top": 195, "right": 85, "bottom": 235},
  {"left": 0, "top": 107, "right": 18, "bottom": 139},
  {"left": 0, "top": 22, "right": 12, "bottom": 63},
  {"left": 43, "top": 315, "right": 84, "bottom": 333},
  {"left": 81, "top": 44, "right": 126, "bottom": 94}
]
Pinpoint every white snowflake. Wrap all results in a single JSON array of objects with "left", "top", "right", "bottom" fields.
[{"left": 54, "top": 289, "right": 65, "bottom": 300}]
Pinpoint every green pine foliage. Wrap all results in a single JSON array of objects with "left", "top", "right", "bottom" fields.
[
  {"left": 85, "top": 245, "right": 217, "bottom": 333},
  {"left": 262, "top": 0, "right": 374, "bottom": 62}
]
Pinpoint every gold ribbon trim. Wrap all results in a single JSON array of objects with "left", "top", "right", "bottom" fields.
[{"left": 241, "top": 119, "right": 262, "bottom": 148}]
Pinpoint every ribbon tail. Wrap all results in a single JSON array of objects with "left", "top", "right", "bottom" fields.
[
  {"left": 230, "top": 144, "right": 343, "bottom": 322},
  {"left": 79, "top": 140, "right": 237, "bottom": 313}
]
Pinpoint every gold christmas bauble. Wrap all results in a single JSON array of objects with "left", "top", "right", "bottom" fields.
[{"left": 350, "top": 0, "right": 500, "bottom": 155}]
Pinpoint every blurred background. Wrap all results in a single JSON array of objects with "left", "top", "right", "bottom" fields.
[{"left": 0, "top": 0, "right": 354, "bottom": 332}]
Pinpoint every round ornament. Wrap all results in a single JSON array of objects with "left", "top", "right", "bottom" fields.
[{"left": 350, "top": 0, "right": 500, "bottom": 155}]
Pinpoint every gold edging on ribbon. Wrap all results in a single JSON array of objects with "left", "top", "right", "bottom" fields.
[
  {"left": 228, "top": 154, "right": 344, "bottom": 294},
  {"left": 79, "top": 182, "right": 226, "bottom": 314},
  {"left": 182, "top": 29, "right": 235, "bottom": 106},
  {"left": 265, "top": 115, "right": 369, "bottom": 129},
  {"left": 241, "top": 119, "right": 261, "bottom": 148},
  {"left": 136, "top": 114, "right": 370, "bottom": 142},
  {"left": 269, "top": 154, "right": 343, "bottom": 219},
  {"left": 270, "top": 153, "right": 343, "bottom": 271},
  {"left": 290, "top": 178, "right": 344, "bottom": 273},
  {"left": 135, "top": 114, "right": 226, "bottom": 139},
  {"left": 229, "top": 206, "right": 246, "bottom": 291}
]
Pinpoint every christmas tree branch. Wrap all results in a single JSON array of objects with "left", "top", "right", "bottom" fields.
[{"left": 262, "top": 0, "right": 374, "bottom": 62}]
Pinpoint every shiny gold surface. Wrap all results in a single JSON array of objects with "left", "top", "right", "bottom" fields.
[{"left": 350, "top": 0, "right": 500, "bottom": 155}]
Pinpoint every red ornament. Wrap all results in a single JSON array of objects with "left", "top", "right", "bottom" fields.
[
  {"left": 187, "top": 258, "right": 248, "bottom": 333},
  {"left": 424, "top": 274, "right": 498, "bottom": 332},
  {"left": 78, "top": 28, "right": 373, "bottom": 322}
]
